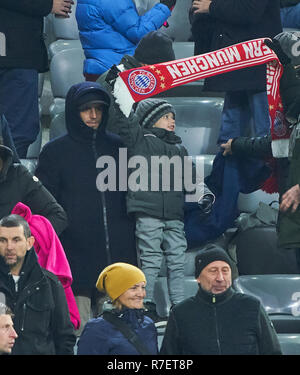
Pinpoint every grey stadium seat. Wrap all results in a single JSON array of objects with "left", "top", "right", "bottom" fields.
[
  {"left": 159, "top": 96, "right": 223, "bottom": 156},
  {"left": 162, "top": 0, "right": 193, "bottom": 42},
  {"left": 173, "top": 41, "right": 195, "bottom": 60},
  {"left": 234, "top": 275, "right": 300, "bottom": 335},
  {"left": 48, "top": 39, "right": 82, "bottom": 58},
  {"left": 50, "top": 112, "right": 67, "bottom": 140},
  {"left": 49, "top": 48, "right": 85, "bottom": 117},
  {"left": 25, "top": 73, "right": 45, "bottom": 159},
  {"left": 48, "top": 0, "right": 80, "bottom": 58},
  {"left": 234, "top": 225, "right": 298, "bottom": 275}
]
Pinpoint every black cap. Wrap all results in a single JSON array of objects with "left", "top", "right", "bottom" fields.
[
  {"left": 134, "top": 31, "right": 175, "bottom": 65},
  {"left": 76, "top": 91, "right": 109, "bottom": 111},
  {"left": 194, "top": 245, "right": 234, "bottom": 278}
]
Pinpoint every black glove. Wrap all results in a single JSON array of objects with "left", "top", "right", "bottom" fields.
[
  {"left": 105, "top": 64, "right": 121, "bottom": 89},
  {"left": 264, "top": 39, "right": 291, "bottom": 66},
  {"left": 198, "top": 194, "right": 214, "bottom": 217},
  {"left": 160, "top": 0, "right": 176, "bottom": 10}
]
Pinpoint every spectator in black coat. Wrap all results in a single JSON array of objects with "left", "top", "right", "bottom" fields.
[
  {"left": 35, "top": 81, "right": 137, "bottom": 335},
  {"left": 160, "top": 245, "right": 282, "bottom": 355},
  {"left": 188, "top": 0, "right": 282, "bottom": 245},
  {"left": 0, "top": 142, "right": 67, "bottom": 235},
  {"left": 0, "top": 0, "right": 73, "bottom": 157},
  {"left": 0, "top": 215, "right": 76, "bottom": 355}
]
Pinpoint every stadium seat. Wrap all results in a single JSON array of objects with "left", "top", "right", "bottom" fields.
[
  {"left": 50, "top": 112, "right": 67, "bottom": 140},
  {"left": 234, "top": 225, "right": 298, "bottom": 275},
  {"left": 162, "top": 0, "right": 193, "bottom": 42},
  {"left": 25, "top": 73, "right": 45, "bottom": 159},
  {"left": 49, "top": 39, "right": 82, "bottom": 58},
  {"left": 234, "top": 274, "right": 300, "bottom": 334},
  {"left": 48, "top": 0, "right": 80, "bottom": 58},
  {"left": 173, "top": 42, "right": 195, "bottom": 60},
  {"left": 277, "top": 334, "right": 300, "bottom": 355},
  {"left": 154, "top": 275, "right": 199, "bottom": 318},
  {"left": 51, "top": 4, "right": 79, "bottom": 40},
  {"left": 49, "top": 48, "right": 85, "bottom": 117},
  {"left": 20, "top": 159, "right": 38, "bottom": 175},
  {"left": 238, "top": 190, "right": 279, "bottom": 213}
]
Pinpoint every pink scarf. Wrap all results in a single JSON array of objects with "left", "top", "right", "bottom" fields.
[
  {"left": 113, "top": 38, "right": 291, "bottom": 161},
  {"left": 11, "top": 202, "right": 80, "bottom": 330}
]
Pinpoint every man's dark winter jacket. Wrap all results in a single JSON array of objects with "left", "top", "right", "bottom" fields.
[
  {"left": 77, "top": 308, "right": 158, "bottom": 355},
  {"left": 0, "top": 145, "right": 67, "bottom": 235},
  {"left": 0, "top": 0, "right": 52, "bottom": 72},
  {"left": 191, "top": 0, "right": 282, "bottom": 92},
  {"left": 0, "top": 249, "right": 76, "bottom": 355},
  {"left": 160, "top": 286, "right": 282, "bottom": 355},
  {"left": 35, "top": 81, "right": 137, "bottom": 294}
]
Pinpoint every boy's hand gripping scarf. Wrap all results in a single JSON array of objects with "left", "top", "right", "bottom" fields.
[{"left": 113, "top": 38, "right": 290, "bottom": 161}]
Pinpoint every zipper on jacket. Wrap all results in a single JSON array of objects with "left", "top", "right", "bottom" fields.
[
  {"left": 21, "top": 303, "right": 26, "bottom": 332},
  {"left": 92, "top": 131, "right": 112, "bottom": 264},
  {"left": 212, "top": 296, "right": 221, "bottom": 355}
]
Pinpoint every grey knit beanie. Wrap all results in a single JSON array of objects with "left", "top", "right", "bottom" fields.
[{"left": 135, "top": 98, "right": 176, "bottom": 128}]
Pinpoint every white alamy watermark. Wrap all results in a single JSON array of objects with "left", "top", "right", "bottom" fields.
[
  {"left": 291, "top": 40, "right": 300, "bottom": 58},
  {"left": 0, "top": 32, "right": 6, "bottom": 57},
  {"left": 95, "top": 148, "right": 208, "bottom": 203}
]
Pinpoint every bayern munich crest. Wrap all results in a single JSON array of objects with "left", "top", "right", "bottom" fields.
[
  {"left": 273, "top": 110, "right": 287, "bottom": 137},
  {"left": 128, "top": 69, "right": 157, "bottom": 95}
]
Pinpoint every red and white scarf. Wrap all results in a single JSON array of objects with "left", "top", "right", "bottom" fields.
[{"left": 113, "top": 38, "right": 291, "bottom": 159}]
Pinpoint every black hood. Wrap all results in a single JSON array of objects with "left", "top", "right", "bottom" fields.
[{"left": 65, "top": 81, "right": 111, "bottom": 143}]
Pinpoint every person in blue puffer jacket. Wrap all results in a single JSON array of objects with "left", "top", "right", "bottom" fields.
[
  {"left": 77, "top": 263, "right": 158, "bottom": 355},
  {"left": 75, "top": 0, "right": 176, "bottom": 81}
]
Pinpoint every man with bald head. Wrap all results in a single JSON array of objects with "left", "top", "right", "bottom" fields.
[{"left": 160, "top": 245, "right": 282, "bottom": 355}]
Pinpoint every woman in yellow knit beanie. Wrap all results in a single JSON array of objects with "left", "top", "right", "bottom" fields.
[
  {"left": 96, "top": 262, "right": 146, "bottom": 309},
  {"left": 77, "top": 263, "right": 158, "bottom": 355}
]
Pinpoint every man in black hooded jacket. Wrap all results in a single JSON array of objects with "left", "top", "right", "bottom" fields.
[{"left": 35, "top": 81, "right": 137, "bottom": 335}]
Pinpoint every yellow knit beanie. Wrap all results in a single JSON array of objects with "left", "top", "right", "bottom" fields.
[{"left": 96, "top": 263, "right": 146, "bottom": 301}]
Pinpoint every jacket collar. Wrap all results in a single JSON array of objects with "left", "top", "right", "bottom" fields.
[
  {"left": 111, "top": 307, "right": 145, "bottom": 327},
  {"left": 144, "top": 128, "right": 182, "bottom": 144},
  {"left": 0, "top": 249, "right": 42, "bottom": 292},
  {"left": 196, "top": 285, "right": 235, "bottom": 305}
]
